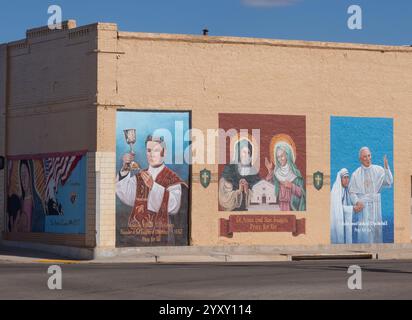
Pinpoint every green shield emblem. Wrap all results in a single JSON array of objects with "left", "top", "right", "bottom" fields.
[
  {"left": 200, "top": 169, "right": 211, "bottom": 189},
  {"left": 313, "top": 171, "right": 324, "bottom": 191}
]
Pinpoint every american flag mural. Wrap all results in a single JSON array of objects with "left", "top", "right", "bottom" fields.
[{"left": 44, "top": 155, "right": 82, "bottom": 215}]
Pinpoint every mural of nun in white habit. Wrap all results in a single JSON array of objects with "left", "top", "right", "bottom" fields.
[{"left": 330, "top": 168, "right": 363, "bottom": 244}]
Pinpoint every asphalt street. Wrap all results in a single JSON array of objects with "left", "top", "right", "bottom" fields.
[{"left": 0, "top": 259, "right": 412, "bottom": 300}]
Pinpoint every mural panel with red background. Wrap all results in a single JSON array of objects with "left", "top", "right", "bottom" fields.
[{"left": 218, "top": 113, "right": 306, "bottom": 213}]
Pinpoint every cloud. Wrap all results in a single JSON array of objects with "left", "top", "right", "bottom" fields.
[{"left": 242, "top": 0, "right": 300, "bottom": 7}]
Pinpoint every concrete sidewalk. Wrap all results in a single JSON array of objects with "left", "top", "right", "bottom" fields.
[
  {"left": 1, "top": 240, "right": 412, "bottom": 264},
  {"left": 92, "top": 243, "right": 412, "bottom": 264}
]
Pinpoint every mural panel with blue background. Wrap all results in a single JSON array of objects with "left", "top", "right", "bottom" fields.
[
  {"left": 45, "top": 156, "right": 86, "bottom": 234},
  {"left": 331, "top": 116, "right": 394, "bottom": 243},
  {"left": 116, "top": 111, "right": 190, "bottom": 247},
  {"left": 6, "top": 153, "right": 86, "bottom": 235}
]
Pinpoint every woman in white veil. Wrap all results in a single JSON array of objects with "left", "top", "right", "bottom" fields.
[{"left": 330, "top": 168, "right": 354, "bottom": 244}]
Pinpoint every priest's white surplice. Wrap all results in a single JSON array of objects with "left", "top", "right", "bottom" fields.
[{"left": 116, "top": 164, "right": 182, "bottom": 215}]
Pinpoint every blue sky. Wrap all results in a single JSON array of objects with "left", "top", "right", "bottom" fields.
[{"left": 1, "top": 0, "right": 411, "bottom": 45}]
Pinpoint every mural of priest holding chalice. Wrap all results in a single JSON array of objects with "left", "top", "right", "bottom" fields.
[{"left": 116, "top": 126, "right": 189, "bottom": 247}]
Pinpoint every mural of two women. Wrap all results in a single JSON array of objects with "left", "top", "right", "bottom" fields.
[{"left": 219, "top": 130, "right": 306, "bottom": 212}]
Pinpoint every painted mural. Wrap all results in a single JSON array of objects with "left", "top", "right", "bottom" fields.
[
  {"left": 218, "top": 113, "right": 306, "bottom": 212},
  {"left": 6, "top": 152, "right": 87, "bottom": 234},
  {"left": 115, "top": 111, "right": 190, "bottom": 247},
  {"left": 330, "top": 116, "right": 394, "bottom": 244}
]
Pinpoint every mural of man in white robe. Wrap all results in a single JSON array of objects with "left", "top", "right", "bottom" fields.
[{"left": 349, "top": 147, "right": 393, "bottom": 243}]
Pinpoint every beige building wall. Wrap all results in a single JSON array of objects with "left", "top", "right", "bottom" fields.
[
  {"left": 95, "top": 24, "right": 412, "bottom": 247},
  {"left": 1, "top": 21, "right": 101, "bottom": 247},
  {"left": 6, "top": 21, "right": 97, "bottom": 156}
]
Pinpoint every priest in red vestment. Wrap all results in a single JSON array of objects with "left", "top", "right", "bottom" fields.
[{"left": 116, "top": 136, "right": 187, "bottom": 245}]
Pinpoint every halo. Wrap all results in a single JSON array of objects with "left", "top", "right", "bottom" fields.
[
  {"left": 229, "top": 133, "right": 260, "bottom": 166},
  {"left": 270, "top": 134, "right": 297, "bottom": 164}
]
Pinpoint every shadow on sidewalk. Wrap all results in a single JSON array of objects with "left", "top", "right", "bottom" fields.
[{"left": 0, "top": 246, "right": 77, "bottom": 262}]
